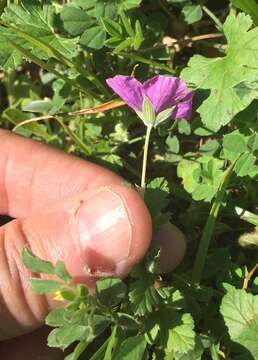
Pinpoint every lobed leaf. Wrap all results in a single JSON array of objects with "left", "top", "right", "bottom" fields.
[
  {"left": 220, "top": 288, "right": 258, "bottom": 359},
  {"left": 181, "top": 13, "right": 258, "bottom": 131}
]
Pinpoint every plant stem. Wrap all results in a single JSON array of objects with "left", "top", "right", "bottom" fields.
[
  {"left": 103, "top": 325, "right": 118, "bottom": 360},
  {"left": 89, "top": 337, "right": 110, "bottom": 360},
  {"left": 1, "top": 21, "right": 107, "bottom": 97},
  {"left": 191, "top": 155, "right": 240, "bottom": 285},
  {"left": 56, "top": 117, "right": 91, "bottom": 156},
  {"left": 158, "top": 0, "right": 175, "bottom": 21},
  {"left": 202, "top": 6, "right": 223, "bottom": 31},
  {"left": 119, "top": 52, "right": 175, "bottom": 74},
  {"left": 141, "top": 126, "right": 152, "bottom": 193},
  {"left": 7, "top": 38, "right": 96, "bottom": 98}
]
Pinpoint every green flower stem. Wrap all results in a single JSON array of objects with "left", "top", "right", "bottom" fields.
[
  {"left": 192, "top": 155, "right": 240, "bottom": 285},
  {"left": 141, "top": 125, "right": 152, "bottom": 193}
]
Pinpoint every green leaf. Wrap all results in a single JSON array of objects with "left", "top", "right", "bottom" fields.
[
  {"left": 230, "top": 0, "right": 258, "bottom": 25},
  {"left": 114, "top": 335, "right": 147, "bottom": 360},
  {"left": 182, "top": 5, "right": 203, "bottom": 24},
  {"left": 96, "top": 277, "right": 127, "bottom": 307},
  {"left": 22, "top": 247, "right": 55, "bottom": 274},
  {"left": 223, "top": 131, "right": 248, "bottom": 154},
  {"left": 50, "top": 79, "right": 72, "bottom": 115},
  {"left": 120, "top": 10, "right": 135, "bottom": 37},
  {"left": 181, "top": 13, "right": 258, "bottom": 131},
  {"left": 80, "top": 25, "right": 106, "bottom": 49},
  {"left": 177, "top": 157, "right": 224, "bottom": 201},
  {"left": 220, "top": 288, "right": 258, "bottom": 359},
  {"left": 101, "top": 17, "right": 122, "bottom": 37},
  {"left": 60, "top": 6, "right": 95, "bottom": 36},
  {"left": 54, "top": 261, "right": 72, "bottom": 284},
  {"left": 94, "top": 0, "right": 117, "bottom": 20},
  {"left": 48, "top": 325, "right": 90, "bottom": 350},
  {"left": 105, "top": 36, "right": 123, "bottom": 47},
  {"left": 22, "top": 100, "right": 53, "bottom": 113},
  {"left": 72, "top": 0, "right": 97, "bottom": 11},
  {"left": 166, "top": 135, "right": 180, "bottom": 154},
  {"left": 234, "top": 152, "right": 257, "bottom": 177},
  {"left": 118, "top": 0, "right": 142, "bottom": 11},
  {"left": 134, "top": 20, "right": 144, "bottom": 50},
  {"left": 113, "top": 37, "right": 134, "bottom": 53},
  {"left": 129, "top": 273, "right": 160, "bottom": 316},
  {"left": 175, "top": 335, "right": 204, "bottom": 360},
  {"left": 29, "top": 278, "right": 62, "bottom": 294},
  {"left": 177, "top": 159, "right": 200, "bottom": 194},
  {"left": 1, "top": 3, "right": 78, "bottom": 60},
  {"left": 247, "top": 133, "right": 258, "bottom": 151},
  {"left": 144, "top": 177, "right": 169, "bottom": 219},
  {"left": 0, "top": 29, "right": 22, "bottom": 70},
  {"left": 199, "top": 140, "right": 220, "bottom": 155},
  {"left": 178, "top": 119, "right": 191, "bottom": 135},
  {"left": 166, "top": 313, "right": 195, "bottom": 355},
  {"left": 46, "top": 308, "right": 67, "bottom": 327}
]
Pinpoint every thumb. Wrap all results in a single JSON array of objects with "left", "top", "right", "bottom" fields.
[{"left": 0, "top": 185, "right": 152, "bottom": 339}]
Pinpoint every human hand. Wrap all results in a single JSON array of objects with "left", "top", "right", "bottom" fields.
[{"left": 0, "top": 130, "right": 152, "bottom": 358}]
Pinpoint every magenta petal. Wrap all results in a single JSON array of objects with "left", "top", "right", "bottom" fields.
[
  {"left": 106, "top": 75, "right": 144, "bottom": 111},
  {"left": 174, "top": 91, "right": 194, "bottom": 119},
  {"left": 142, "top": 75, "right": 190, "bottom": 113}
]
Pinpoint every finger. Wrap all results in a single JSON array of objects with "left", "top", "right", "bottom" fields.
[
  {"left": 0, "top": 130, "right": 122, "bottom": 218},
  {"left": 0, "top": 326, "right": 64, "bottom": 360},
  {"left": 0, "top": 184, "right": 152, "bottom": 339}
]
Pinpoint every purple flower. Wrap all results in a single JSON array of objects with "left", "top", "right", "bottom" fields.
[{"left": 106, "top": 75, "right": 194, "bottom": 126}]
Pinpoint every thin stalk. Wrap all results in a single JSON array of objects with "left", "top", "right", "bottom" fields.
[
  {"left": 89, "top": 337, "right": 110, "bottom": 360},
  {"left": 4, "top": 70, "right": 16, "bottom": 106},
  {"left": 56, "top": 117, "right": 91, "bottom": 156},
  {"left": 119, "top": 52, "right": 175, "bottom": 74},
  {"left": 127, "top": 136, "right": 144, "bottom": 145},
  {"left": 141, "top": 126, "right": 152, "bottom": 192},
  {"left": 7, "top": 38, "right": 96, "bottom": 98},
  {"left": 103, "top": 325, "right": 118, "bottom": 360},
  {"left": 158, "top": 0, "right": 175, "bottom": 21},
  {"left": 202, "top": 6, "right": 223, "bottom": 31},
  {"left": 1, "top": 21, "right": 107, "bottom": 97},
  {"left": 169, "top": 118, "right": 178, "bottom": 133},
  {"left": 191, "top": 155, "right": 241, "bottom": 285}
]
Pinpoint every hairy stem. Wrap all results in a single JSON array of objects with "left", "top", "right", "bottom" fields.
[
  {"left": 192, "top": 156, "right": 240, "bottom": 285},
  {"left": 141, "top": 126, "right": 152, "bottom": 193}
]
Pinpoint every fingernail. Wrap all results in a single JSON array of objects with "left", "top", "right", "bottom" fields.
[{"left": 77, "top": 187, "right": 132, "bottom": 274}]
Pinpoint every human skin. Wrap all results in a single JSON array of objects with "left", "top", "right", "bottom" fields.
[{"left": 0, "top": 129, "right": 152, "bottom": 358}]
